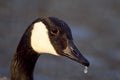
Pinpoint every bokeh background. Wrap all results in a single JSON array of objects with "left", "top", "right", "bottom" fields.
[{"left": 0, "top": 0, "right": 120, "bottom": 80}]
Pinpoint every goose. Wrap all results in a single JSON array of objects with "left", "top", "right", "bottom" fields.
[{"left": 10, "top": 17, "right": 89, "bottom": 80}]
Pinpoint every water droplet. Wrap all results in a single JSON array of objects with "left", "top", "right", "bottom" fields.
[{"left": 84, "top": 66, "right": 88, "bottom": 73}]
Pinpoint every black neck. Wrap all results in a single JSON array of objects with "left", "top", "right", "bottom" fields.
[
  {"left": 10, "top": 26, "right": 40, "bottom": 80},
  {"left": 10, "top": 48, "right": 39, "bottom": 80}
]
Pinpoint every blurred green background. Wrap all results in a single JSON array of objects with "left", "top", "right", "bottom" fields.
[{"left": 0, "top": 0, "right": 120, "bottom": 80}]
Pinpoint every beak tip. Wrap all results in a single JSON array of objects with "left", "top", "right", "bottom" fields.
[
  {"left": 82, "top": 59, "right": 90, "bottom": 67},
  {"left": 85, "top": 61, "right": 90, "bottom": 67}
]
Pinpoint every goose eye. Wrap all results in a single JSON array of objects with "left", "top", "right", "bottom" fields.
[{"left": 51, "top": 28, "right": 59, "bottom": 35}]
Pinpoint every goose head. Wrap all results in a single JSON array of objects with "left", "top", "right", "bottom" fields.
[
  {"left": 30, "top": 17, "right": 89, "bottom": 67},
  {"left": 11, "top": 17, "right": 89, "bottom": 80}
]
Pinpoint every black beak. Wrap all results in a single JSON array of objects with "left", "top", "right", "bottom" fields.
[{"left": 63, "top": 40, "right": 89, "bottom": 67}]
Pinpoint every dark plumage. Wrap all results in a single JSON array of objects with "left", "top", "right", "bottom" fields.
[{"left": 10, "top": 17, "right": 89, "bottom": 80}]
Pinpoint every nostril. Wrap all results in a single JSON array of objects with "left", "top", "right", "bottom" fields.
[{"left": 72, "top": 49, "right": 80, "bottom": 57}]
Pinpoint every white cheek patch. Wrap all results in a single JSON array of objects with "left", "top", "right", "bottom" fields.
[{"left": 31, "top": 22, "right": 59, "bottom": 56}]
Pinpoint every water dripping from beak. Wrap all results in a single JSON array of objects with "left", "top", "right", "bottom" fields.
[{"left": 84, "top": 66, "right": 88, "bottom": 74}]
